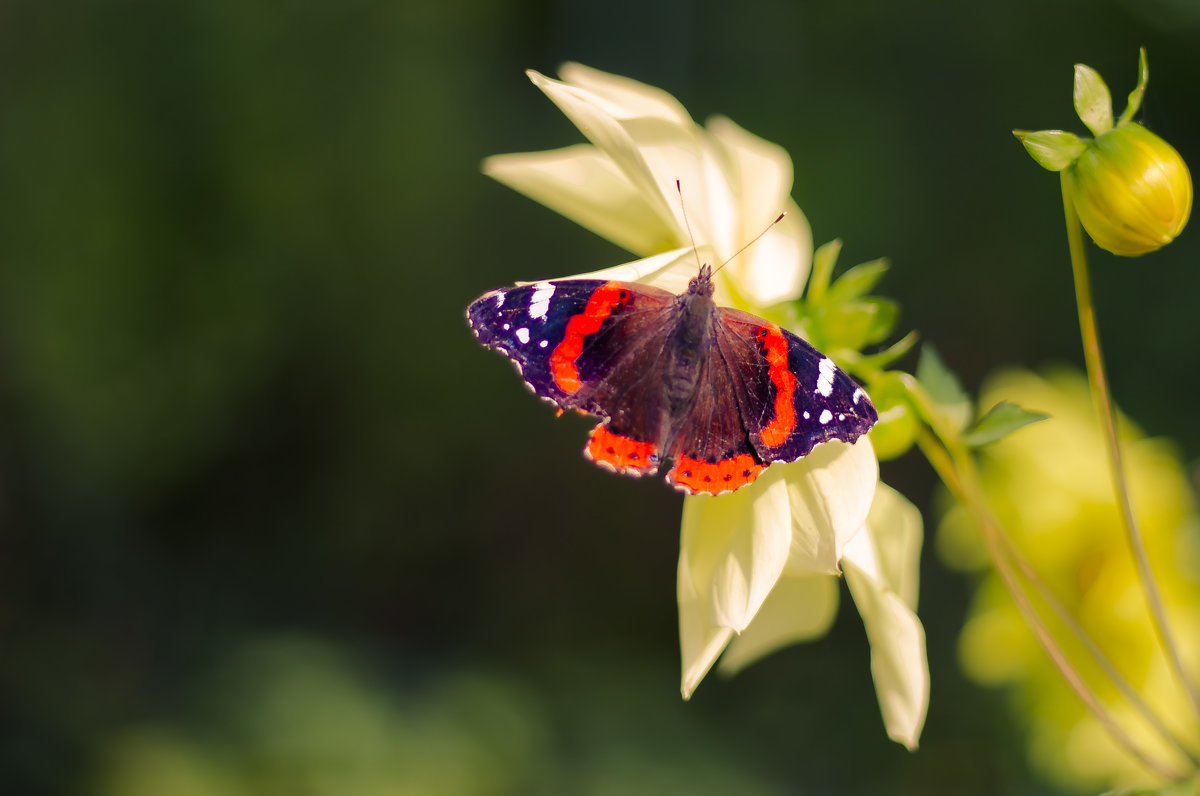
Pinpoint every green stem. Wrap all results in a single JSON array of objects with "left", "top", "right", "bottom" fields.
[
  {"left": 914, "top": 426, "right": 1186, "bottom": 781},
  {"left": 1000, "top": 533, "right": 1200, "bottom": 768},
  {"left": 1061, "top": 173, "right": 1200, "bottom": 725},
  {"left": 918, "top": 428, "right": 1193, "bottom": 779}
]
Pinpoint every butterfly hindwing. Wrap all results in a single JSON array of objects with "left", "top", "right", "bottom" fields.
[
  {"left": 663, "top": 345, "right": 767, "bottom": 495},
  {"left": 712, "top": 307, "right": 876, "bottom": 465}
]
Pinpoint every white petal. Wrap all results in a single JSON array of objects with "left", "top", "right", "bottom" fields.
[
  {"left": 707, "top": 116, "right": 812, "bottom": 306},
  {"left": 678, "top": 539, "right": 736, "bottom": 700},
  {"left": 620, "top": 115, "right": 714, "bottom": 245},
  {"left": 783, "top": 438, "right": 879, "bottom": 577},
  {"left": 524, "top": 246, "right": 748, "bottom": 310},
  {"left": 843, "top": 489, "right": 930, "bottom": 750},
  {"left": 527, "top": 70, "right": 683, "bottom": 242},
  {"left": 557, "top": 62, "right": 693, "bottom": 125},
  {"left": 682, "top": 470, "right": 793, "bottom": 631},
  {"left": 723, "top": 204, "right": 810, "bottom": 307},
  {"left": 532, "top": 247, "right": 696, "bottom": 295},
  {"left": 677, "top": 470, "right": 793, "bottom": 697},
  {"left": 852, "top": 483, "right": 923, "bottom": 610},
  {"left": 717, "top": 573, "right": 839, "bottom": 676},
  {"left": 483, "top": 146, "right": 677, "bottom": 256}
]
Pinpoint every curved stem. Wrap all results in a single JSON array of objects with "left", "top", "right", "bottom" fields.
[
  {"left": 915, "top": 426, "right": 1187, "bottom": 781},
  {"left": 1061, "top": 173, "right": 1200, "bottom": 724},
  {"left": 1000, "top": 534, "right": 1200, "bottom": 768}
]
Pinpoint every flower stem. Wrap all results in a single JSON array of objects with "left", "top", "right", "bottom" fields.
[
  {"left": 1061, "top": 172, "right": 1200, "bottom": 725},
  {"left": 999, "top": 532, "right": 1200, "bottom": 768},
  {"left": 914, "top": 426, "right": 1187, "bottom": 781}
]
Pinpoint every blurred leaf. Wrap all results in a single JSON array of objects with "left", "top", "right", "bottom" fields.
[
  {"left": 961, "top": 401, "right": 1049, "bottom": 447},
  {"left": 825, "top": 258, "right": 889, "bottom": 304},
  {"left": 805, "top": 239, "right": 842, "bottom": 303},
  {"left": 916, "top": 345, "right": 971, "bottom": 432},
  {"left": 815, "top": 298, "right": 898, "bottom": 351},
  {"left": 854, "top": 331, "right": 919, "bottom": 372}
]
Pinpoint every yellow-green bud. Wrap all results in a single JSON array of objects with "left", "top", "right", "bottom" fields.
[
  {"left": 1065, "top": 122, "right": 1191, "bottom": 256},
  {"left": 1016, "top": 48, "right": 1192, "bottom": 256}
]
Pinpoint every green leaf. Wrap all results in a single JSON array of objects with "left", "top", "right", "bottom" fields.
[
  {"left": 1118, "top": 46, "right": 1149, "bottom": 126},
  {"left": 815, "top": 298, "right": 898, "bottom": 351},
  {"left": 961, "top": 401, "right": 1049, "bottom": 447},
  {"left": 825, "top": 258, "right": 890, "bottom": 304},
  {"left": 915, "top": 345, "right": 971, "bottom": 431},
  {"left": 1013, "top": 129, "right": 1087, "bottom": 172},
  {"left": 1074, "top": 63, "right": 1113, "bottom": 136},
  {"left": 805, "top": 239, "right": 842, "bottom": 304},
  {"left": 855, "top": 331, "right": 918, "bottom": 371}
]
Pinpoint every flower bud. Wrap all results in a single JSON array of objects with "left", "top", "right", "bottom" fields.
[{"left": 1065, "top": 122, "right": 1192, "bottom": 256}]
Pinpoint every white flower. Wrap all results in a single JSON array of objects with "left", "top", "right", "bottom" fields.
[
  {"left": 485, "top": 64, "right": 929, "bottom": 748},
  {"left": 679, "top": 443, "right": 929, "bottom": 750},
  {"left": 483, "top": 63, "right": 812, "bottom": 309}
]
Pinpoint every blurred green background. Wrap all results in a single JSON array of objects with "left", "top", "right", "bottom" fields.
[{"left": 1, "top": 0, "right": 1198, "bottom": 793}]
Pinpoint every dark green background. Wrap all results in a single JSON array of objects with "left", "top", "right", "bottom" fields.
[{"left": 2, "top": 0, "right": 1198, "bottom": 793}]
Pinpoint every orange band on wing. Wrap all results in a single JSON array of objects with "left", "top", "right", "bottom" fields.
[
  {"left": 757, "top": 325, "right": 797, "bottom": 447},
  {"left": 585, "top": 426, "right": 658, "bottom": 475},
  {"left": 549, "top": 282, "right": 627, "bottom": 393},
  {"left": 669, "top": 453, "right": 767, "bottom": 495}
]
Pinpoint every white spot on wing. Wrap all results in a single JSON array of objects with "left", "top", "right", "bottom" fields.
[
  {"left": 803, "top": 411, "right": 810, "bottom": 420},
  {"left": 502, "top": 323, "right": 510, "bottom": 331},
  {"left": 853, "top": 388, "right": 864, "bottom": 405},
  {"left": 494, "top": 292, "right": 506, "bottom": 308},
  {"left": 538, "top": 340, "right": 548, "bottom": 348},
  {"left": 816, "top": 357, "right": 835, "bottom": 397},
  {"left": 528, "top": 282, "right": 555, "bottom": 321},
  {"left": 819, "top": 409, "right": 833, "bottom": 424},
  {"left": 515, "top": 328, "right": 530, "bottom": 344}
]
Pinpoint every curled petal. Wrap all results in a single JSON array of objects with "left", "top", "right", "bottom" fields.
[
  {"left": 678, "top": 590, "right": 735, "bottom": 700},
  {"left": 707, "top": 116, "right": 811, "bottom": 306},
  {"left": 783, "top": 438, "right": 879, "bottom": 577},
  {"left": 843, "top": 485, "right": 929, "bottom": 749},
  {"left": 483, "top": 146, "right": 677, "bottom": 255},
  {"left": 681, "top": 469, "right": 793, "bottom": 632},
  {"left": 534, "top": 248, "right": 697, "bottom": 296},
  {"left": 527, "top": 69, "right": 689, "bottom": 245},
  {"left": 558, "top": 62, "right": 693, "bottom": 125},
  {"left": 717, "top": 574, "right": 839, "bottom": 676},
  {"left": 678, "top": 469, "right": 793, "bottom": 697},
  {"left": 859, "top": 483, "right": 923, "bottom": 609}
]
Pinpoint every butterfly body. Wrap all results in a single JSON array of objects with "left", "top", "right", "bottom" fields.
[{"left": 467, "top": 265, "right": 875, "bottom": 495}]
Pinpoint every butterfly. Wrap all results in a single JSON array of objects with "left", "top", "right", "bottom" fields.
[{"left": 466, "top": 259, "right": 876, "bottom": 495}]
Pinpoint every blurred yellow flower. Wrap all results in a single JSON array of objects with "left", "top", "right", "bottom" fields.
[
  {"left": 485, "top": 64, "right": 929, "bottom": 747},
  {"left": 938, "top": 368, "right": 1200, "bottom": 789}
]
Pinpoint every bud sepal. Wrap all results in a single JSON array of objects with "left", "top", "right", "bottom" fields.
[{"left": 1015, "top": 48, "right": 1191, "bottom": 256}]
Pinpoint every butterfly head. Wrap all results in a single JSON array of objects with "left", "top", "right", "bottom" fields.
[{"left": 687, "top": 263, "right": 715, "bottom": 298}]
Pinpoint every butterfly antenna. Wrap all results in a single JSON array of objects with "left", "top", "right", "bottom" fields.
[
  {"left": 711, "top": 211, "right": 787, "bottom": 277},
  {"left": 675, "top": 180, "right": 705, "bottom": 273}
]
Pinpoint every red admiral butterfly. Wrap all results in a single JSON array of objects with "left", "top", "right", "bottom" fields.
[{"left": 467, "top": 259, "right": 877, "bottom": 495}]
